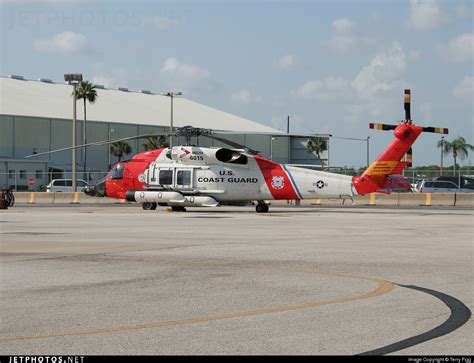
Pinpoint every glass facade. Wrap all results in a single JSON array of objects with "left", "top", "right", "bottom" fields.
[{"left": 0, "top": 113, "right": 328, "bottom": 190}]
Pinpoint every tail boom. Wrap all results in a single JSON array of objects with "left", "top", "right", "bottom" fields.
[{"left": 352, "top": 124, "right": 423, "bottom": 194}]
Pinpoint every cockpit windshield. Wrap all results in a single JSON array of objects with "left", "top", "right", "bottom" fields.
[{"left": 108, "top": 163, "right": 125, "bottom": 180}]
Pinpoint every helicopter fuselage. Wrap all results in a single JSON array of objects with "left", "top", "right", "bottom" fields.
[{"left": 124, "top": 146, "right": 354, "bottom": 207}]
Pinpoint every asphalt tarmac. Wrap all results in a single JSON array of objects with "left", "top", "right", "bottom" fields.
[{"left": 1, "top": 205, "right": 473, "bottom": 355}]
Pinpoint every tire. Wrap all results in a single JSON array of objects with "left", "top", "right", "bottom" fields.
[
  {"left": 142, "top": 202, "right": 157, "bottom": 210},
  {"left": 256, "top": 203, "right": 269, "bottom": 213}
]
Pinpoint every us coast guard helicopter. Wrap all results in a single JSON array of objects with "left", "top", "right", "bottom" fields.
[{"left": 27, "top": 90, "right": 448, "bottom": 212}]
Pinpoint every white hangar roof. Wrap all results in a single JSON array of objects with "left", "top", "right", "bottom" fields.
[{"left": 0, "top": 76, "right": 280, "bottom": 133}]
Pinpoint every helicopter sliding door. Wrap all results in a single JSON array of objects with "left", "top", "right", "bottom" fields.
[{"left": 174, "top": 168, "right": 193, "bottom": 190}]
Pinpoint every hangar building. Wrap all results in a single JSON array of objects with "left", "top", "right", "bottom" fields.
[{"left": 0, "top": 75, "right": 329, "bottom": 190}]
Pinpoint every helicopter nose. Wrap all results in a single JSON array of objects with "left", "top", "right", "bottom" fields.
[{"left": 84, "top": 178, "right": 106, "bottom": 197}]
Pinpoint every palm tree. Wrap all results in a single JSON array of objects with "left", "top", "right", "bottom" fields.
[
  {"left": 141, "top": 136, "right": 169, "bottom": 151},
  {"left": 110, "top": 141, "right": 132, "bottom": 162},
  {"left": 438, "top": 137, "right": 473, "bottom": 176},
  {"left": 74, "top": 81, "right": 98, "bottom": 180},
  {"left": 306, "top": 137, "right": 328, "bottom": 167}
]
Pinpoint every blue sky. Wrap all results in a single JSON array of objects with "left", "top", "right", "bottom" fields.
[{"left": 1, "top": 0, "right": 472, "bottom": 168}]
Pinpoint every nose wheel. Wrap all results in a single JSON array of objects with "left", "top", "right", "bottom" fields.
[{"left": 256, "top": 202, "right": 269, "bottom": 213}]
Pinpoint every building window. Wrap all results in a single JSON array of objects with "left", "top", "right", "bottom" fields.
[
  {"left": 35, "top": 170, "right": 43, "bottom": 179},
  {"left": 19, "top": 170, "right": 26, "bottom": 179},
  {"left": 8, "top": 170, "right": 15, "bottom": 179}
]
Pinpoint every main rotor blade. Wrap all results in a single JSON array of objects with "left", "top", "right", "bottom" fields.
[
  {"left": 25, "top": 132, "right": 171, "bottom": 158},
  {"left": 214, "top": 130, "right": 330, "bottom": 138},
  {"left": 202, "top": 135, "right": 259, "bottom": 154}
]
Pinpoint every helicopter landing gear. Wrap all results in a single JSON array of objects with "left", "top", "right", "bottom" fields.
[
  {"left": 171, "top": 206, "right": 187, "bottom": 212},
  {"left": 142, "top": 202, "right": 157, "bottom": 210},
  {"left": 255, "top": 201, "right": 269, "bottom": 213}
]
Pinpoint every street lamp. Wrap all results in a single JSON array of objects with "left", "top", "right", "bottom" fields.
[
  {"left": 108, "top": 128, "right": 115, "bottom": 168},
  {"left": 270, "top": 136, "right": 276, "bottom": 161},
  {"left": 161, "top": 91, "right": 182, "bottom": 148},
  {"left": 366, "top": 136, "right": 370, "bottom": 168},
  {"left": 440, "top": 136, "right": 445, "bottom": 176},
  {"left": 64, "top": 73, "right": 83, "bottom": 192}
]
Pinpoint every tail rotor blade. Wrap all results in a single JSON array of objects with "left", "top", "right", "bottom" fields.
[
  {"left": 421, "top": 127, "right": 449, "bottom": 134},
  {"left": 369, "top": 123, "right": 397, "bottom": 131},
  {"left": 406, "top": 147, "right": 413, "bottom": 167},
  {"left": 404, "top": 89, "right": 411, "bottom": 121}
]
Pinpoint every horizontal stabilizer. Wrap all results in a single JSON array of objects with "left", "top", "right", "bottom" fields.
[{"left": 384, "top": 175, "right": 412, "bottom": 191}]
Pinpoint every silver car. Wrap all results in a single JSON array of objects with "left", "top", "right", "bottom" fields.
[
  {"left": 417, "top": 180, "right": 473, "bottom": 193},
  {"left": 46, "top": 179, "right": 89, "bottom": 192}
]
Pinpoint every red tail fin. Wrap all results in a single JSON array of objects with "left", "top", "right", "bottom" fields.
[{"left": 352, "top": 124, "right": 423, "bottom": 194}]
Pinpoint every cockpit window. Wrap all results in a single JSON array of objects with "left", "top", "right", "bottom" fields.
[{"left": 109, "top": 163, "right": 125, "bottom": 180}]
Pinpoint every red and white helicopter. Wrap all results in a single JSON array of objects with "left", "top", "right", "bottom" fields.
[{"left": 28, "top": 89, "right": 448, "bottom": 212}]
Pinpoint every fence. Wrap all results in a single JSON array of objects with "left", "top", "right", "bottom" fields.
[
  {"left": 1, "top": 168, "right": 472, "bottom": 192},
  {"left": 0, "top": 171, "right": 109, "bottom": 191}
]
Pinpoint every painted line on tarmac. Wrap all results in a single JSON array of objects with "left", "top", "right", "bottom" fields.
[
  {"left": 358, "top": 284, "right": 472, "bottom": 355},
  {"left": 0, "top": 272, "right": 394, "bottom": 342}
]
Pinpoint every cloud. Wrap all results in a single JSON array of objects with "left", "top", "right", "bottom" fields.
[
  {"left": 91, "top": 66, "right": 129, "bottom": 89},
  {"left": 332, "top": 18, "right": 354, "bottom": 34},
  {"left": 293, "top": 77, "right": 351, "bottom": 101},
  {"left": 293, "top": 43, "right": 409, "bottom": 126},
  {"left": 324, "top": 18, "right": 376, "bottom": 54},
  {"left": 231, "top": 90, "right": 251, "bottom": 105},
  {"left": 406, "top": 0, "right": 444, "bottom": 30},
  {"left": 438, "top": 33, "right": 474, "bottom": 64},
  {"left": 231, "top": 89, "right": 264, "bottom": 106},
  {"left": 455, "top": 3, "right": 472, "bottom": 19},
  {"left": 91, "top": 76, "right": 117, "bottom": 89},
  {"left": 273, "top": 55, "right": 299, "bottom": 71},
  {"left": 453, "top": 76, "right": 474, "bottom": 101},
  {"left": 352, "top": 43, "right": 406, "bottom": 98},
  {"left": 160, "top": 57, "right": 215, "bottom": 93},
  {"left": 33, "top": 31, "right": 93, "bottom": 55}
]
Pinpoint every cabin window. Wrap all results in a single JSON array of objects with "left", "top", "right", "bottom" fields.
[
  {"left": 177, "top": 170, "right": 191, "bottom": 186},
  {"left": 159, "top": 170, "right": 173, "bottom": 185}
]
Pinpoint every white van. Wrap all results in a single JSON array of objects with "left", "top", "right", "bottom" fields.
[{"left": 46, "top": 179, "right": 89, "bottom": 192}]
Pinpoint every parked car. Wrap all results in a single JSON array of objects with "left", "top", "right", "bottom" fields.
[
  {"left": 403, "top": 176, "right": 423, "bottom": 192},
  {"left": 46, "top": 179, "right": 89, "bottom": 192},
  {"left": 417, "top": 179, "right": 474, "bottom": 193},
  {"left": 433, "top": 176, "right": 474, "bottom": 190}
]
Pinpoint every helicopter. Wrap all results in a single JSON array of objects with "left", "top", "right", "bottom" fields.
[{"left": 27, "top": 89, "right": 448, "bottom": 213}]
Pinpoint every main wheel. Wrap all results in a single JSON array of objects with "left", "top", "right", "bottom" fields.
[
  {"left": 171, "top": 206, "right": 187, "bottom": 212},
  {"left": 142, "top": 202, "right": 157, "bottom": 210},
  {"left": 256, "top": 203, "right": 269, "bottom": 213}
]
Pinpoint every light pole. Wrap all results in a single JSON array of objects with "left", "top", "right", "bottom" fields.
[
  {"left": 366, "top": 136, "right": 370, "bottom": 168},
  {"left": 440, "top": 136, "right": 444, "bottom": 176},
  {"left": 161, "top": 91, "right": 182, "bottom": 148},
  {"left": 270, "top": 136, "right": 276, "bottom": 161},
  {"left": 108, "top": 128, "right": 115, "bottom": 168},
  {"left": 64, "top": 73, "right": 83, "bottom": 192}
]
